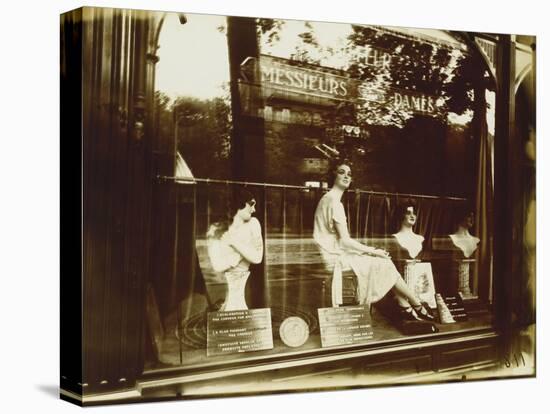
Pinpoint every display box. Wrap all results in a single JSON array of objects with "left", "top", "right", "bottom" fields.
[{"left": 60, "top": 5, "right": 536, "bottom": 406}]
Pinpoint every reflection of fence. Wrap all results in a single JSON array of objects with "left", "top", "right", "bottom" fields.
[{"left": 165, "top": 176, "right": 468, "bottom": 285}]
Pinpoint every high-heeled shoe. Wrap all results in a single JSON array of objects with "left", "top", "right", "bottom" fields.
[
  {"left": 413, "top": 302, "right": 435, "bottom": 321},
  {"left": 399, "top": 305, "right": 421, "bottom": 321}
]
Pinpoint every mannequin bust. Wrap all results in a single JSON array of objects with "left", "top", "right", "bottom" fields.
[
  {"left": 206, "top": 190, "right": 263, "bottom": 311},
  {"left": 449, "top": 209, "right": 480, "bottom": 298},
  {"left": 391, "top": 203, "right": 437, "bottom": 309},
  {"left": 393, "top": 205, "right": 424, "bottom": 260},
  {"left": 449, "top": 211, "right": 480, "bottom": 258}
]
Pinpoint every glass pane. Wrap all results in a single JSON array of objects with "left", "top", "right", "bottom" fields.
[{"left": 147, "top": 14, "right": 495, "bottom": 371}]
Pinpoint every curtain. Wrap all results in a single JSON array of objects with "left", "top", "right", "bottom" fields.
[{"left": 474, "top": 95, "right": 494, "bottom": 302}]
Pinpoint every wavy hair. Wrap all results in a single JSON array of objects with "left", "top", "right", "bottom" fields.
[
  {"left": 326, "top": 158, "right": 352, "bottom": 188},
  {"left": 207, "top": 188, "right": 257, "bottom": 239}
]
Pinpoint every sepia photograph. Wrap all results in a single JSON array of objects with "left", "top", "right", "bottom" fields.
[{"left": 58, "top": 1, "right": 537, "bottom": 408}]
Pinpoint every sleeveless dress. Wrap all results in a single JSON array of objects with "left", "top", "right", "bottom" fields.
[{"left": 313, "top": 192, "right": 400, "bottom": 308}]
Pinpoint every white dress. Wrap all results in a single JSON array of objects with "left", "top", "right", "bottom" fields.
[{"left": 313, "top": 192, "right": 400, "bottom": 307}]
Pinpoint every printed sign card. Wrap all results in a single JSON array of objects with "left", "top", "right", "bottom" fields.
[
  {"left": 318, "top": 306, "right": 374, "bottom": 348},
  {"left": 207, "top": 308, "right": 274, "bottom": 356}
]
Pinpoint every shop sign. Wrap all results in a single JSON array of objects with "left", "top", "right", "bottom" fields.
[
  {"left": 241, "top": 55, "right": 442, "bottom": 116},
  {"left": 241, "top": 55, "right": 356, "bottom": 101},
  {"left": 392, "top": 91, "right": 438, "bottom": 114},
  {"left": 358, "top": 84, "right": 440, "bottom": 115}
]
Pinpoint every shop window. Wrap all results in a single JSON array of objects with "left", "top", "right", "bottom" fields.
[{"left": 148, "top": 15, "right": 497, "bottom": 373}]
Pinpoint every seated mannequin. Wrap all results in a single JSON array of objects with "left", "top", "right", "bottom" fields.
[
  {"left": 206, "top": 190, "right": 263, "bottom": 311},
  {"left": 313, "top": 160, "right": 434, "bottom": 322}
]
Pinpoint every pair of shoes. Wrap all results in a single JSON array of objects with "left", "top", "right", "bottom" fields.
[
  {"left": 399, "top": 306, "right": 421, "bottom": 321},
  {"left": 413, "top": 302, "right": 435, "bottom": 321}
]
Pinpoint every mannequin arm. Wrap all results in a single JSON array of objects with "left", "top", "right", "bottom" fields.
[{"left": 334, "top": 221, "right": 390, "bottom": 258}]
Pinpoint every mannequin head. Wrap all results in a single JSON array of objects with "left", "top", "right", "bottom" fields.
[
  {"left": 453, "top": 204, "right": 475, "bottom": 232},
  {"left": 229, "top": 189, "right": 257, "bottom": 223},
  {"left": 394, "top": 201, "right": 418, "bottom": 232},
  {"left": 327, "top": 158, "right": 352, "bottom": 190}
]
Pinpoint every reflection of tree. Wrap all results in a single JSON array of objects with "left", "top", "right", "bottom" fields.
[
  {"left": 154, "top": 91, "right": 173, "bottom": 149},
  {"left": 257, "top": 18, "right": 285, "bottom": 46},
  {"left": 444, "top": 46, "right": 495, "bottom": 116},
  {"left": 252, "top": 20, "right": 491, "bottom": 194},
  {"left": 172, "top": 94, "right": 232, "bottom": 179},
  {"left": 346, "top": 26, "right": 457, "bottom": 128},
  {"left": 343, "top": 28, "right": 494, "bottom": 195},
  {"left": 259, "top": 23, "right": 487, "bottom": 129},
  {"left": 293, "top": 22, "right": 322, "bottom": 65}
]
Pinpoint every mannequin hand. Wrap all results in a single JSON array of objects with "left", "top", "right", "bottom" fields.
[{"left": 370, "top": 248, "right": 391, "bottom": 259}]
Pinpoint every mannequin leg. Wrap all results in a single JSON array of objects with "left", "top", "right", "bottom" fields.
[{"left": 392, "top": 277, "right": 421, "bottom": 307}]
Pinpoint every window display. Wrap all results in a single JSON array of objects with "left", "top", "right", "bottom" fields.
[
  {"left": 61, "top": 5, "right": 536, "bottom": 406},
  {"left": 148, "top": 13, "right": 497, "bottom": 369}
]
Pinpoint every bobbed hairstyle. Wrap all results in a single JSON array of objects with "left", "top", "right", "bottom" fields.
[
  {"left": 208, "top": 188, "right": 257, "bottom": 239},
  {"left": 452, "top": 202, "right": 475, "bottom": 230},
  {"left": 227, "top": 188, "right": 256, "bottom": 220},
  {"left": 326, "top": 158, "right": 352, "bottom": 188},
  {"left": 393, "top": 199, "right": 418, "bottom": 231}
]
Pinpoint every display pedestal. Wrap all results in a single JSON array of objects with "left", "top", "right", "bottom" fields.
[
  {"left": 222, "top": 270, "right": 250, "bottom": 311},
  {"left": 402, "top": 260, "right": 437, "bottom": 309},
  {"left": 455, "top": 259, "right": 477, "bottom": 299}
]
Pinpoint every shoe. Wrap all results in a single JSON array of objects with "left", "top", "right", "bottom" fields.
[
  {"left": 413, "top": 302, "right": 435, "bottom": 321},
  {"left": 399, "top": 306, "right": 421, "bottom": 322}
]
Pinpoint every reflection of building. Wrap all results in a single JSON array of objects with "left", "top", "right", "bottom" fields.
[
  {"left": 240, "top": 55, "right": 358, "bottom": 185},
  {"left": 237, "top": 53, "right": 479, "bottom": 195}
]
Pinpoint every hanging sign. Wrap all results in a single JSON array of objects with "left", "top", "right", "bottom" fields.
[{"left": 240, "top": 55, "right": 442, "bottom": 116}]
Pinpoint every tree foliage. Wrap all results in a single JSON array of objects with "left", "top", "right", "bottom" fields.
[
  {"left": 173, "top": 95, "right": 232, "bottom": 179},
  {"left": 154, "top": 91, "right": 233, "bottom": 179},
  {"left": 252, "top": 21, "right": 489, "bottom": 195}
]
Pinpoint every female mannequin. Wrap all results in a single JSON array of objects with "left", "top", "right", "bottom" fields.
[
  {"left": 393, "top": 204, "right": 424, "bottom": 260},
  {"left": 392, "top": 203, "right": 436, "bottom": 309},
  {"left": 449, "top": 209, "right": 479, "bottom": 298},
  {"left": 207, "top": 189, "right": 263, "bottom": 311},
  {"left": 313, "top": 160, "right": 434, "bottom": 321},
  {"left": 450, "top": 211, "right": 480, "bottom": 258}
]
